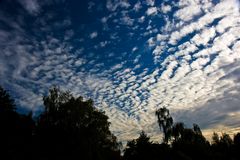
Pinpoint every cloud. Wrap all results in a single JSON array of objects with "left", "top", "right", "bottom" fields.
[
  {"left": 191, "top": 27, "right": 216, "bottom": 46},
  {"left": 18, "top": 0, "right": 41, "bottom": 15},
  {"left": 89, "top": 32, "right": 98, "bottom": 39},
  {"left": 138, "top": 16, "right": 145, "bottom": 23},
  {"left": 147, "top": 37, "right": 156, "bottom": 47},
  {"left": 133, "top": 1, "right": 142, "bottom": 12},
  {"left": 146, "top": 7, "right": 158, "bottom": 16},
  {"left": 161, "top": 4, "right": 171, "bottom": 14},
  {"left": 174, "top": 3, "right": 202, "bottom": 21},
  {"left": 120, "top": 15, "right": 134, "bottom": 26},
  {"left": 95, "top": 0, "right": 240, "bottom": 143},
  {"left": 106, "top": 0, "right": 130, "bottom": 12},
  {"left": 132, "top": 47, "right": 138, "bottom": 52},
  {"left": 172, "top": 94, "right": 240, "bottom": 137},
  {"left": 100, "top": 41, "right": 108, "bottom": 47},
  {"left": 169, "top": 0, "right": 239, "bottom": 45},
  {"left": 101, "top": 16, "right": 109, "bottom": 23},
  {"left": 146, "top": 0, "right": 155, "bottom": 6}
]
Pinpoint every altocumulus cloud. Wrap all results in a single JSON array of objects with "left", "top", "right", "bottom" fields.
[
  {"left": 97, "top": 0, "right": 240, "bottom": 142},
  {"left": 0, "top": 0, "right": 240, "bottom": 143}
]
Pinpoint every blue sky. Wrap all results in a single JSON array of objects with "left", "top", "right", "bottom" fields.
[{"left": 0, "top": 0, "right": 240, "bottom": 142}]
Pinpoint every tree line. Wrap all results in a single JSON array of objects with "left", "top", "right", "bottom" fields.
[
  {"left": 0, "top": 86, "right": 239, "bottom": 160},
  {"left": 124, "top": 108, "right": 240, "bottom": 160}
]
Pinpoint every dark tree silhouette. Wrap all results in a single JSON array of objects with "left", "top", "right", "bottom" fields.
[
  {"left": 0, "top": 86, "right": 15, "bottom": 112},
  {"left": 123, "top": 131, "right": 171, "bottom": 160},
  {"left": 212, "top": 132, "right": 233, "bottom": 147},
  {"left": 171, "top": 124, "right": 210, "bottom": 160},
  {"left": 232, "top": 133, "right": 240, "bottom": 159},
  {"left": 234, "top": 133, "right": 240, "bottom": 146},
  {"left": 0, "top": 86, "right": 17, "bottom": 159},
  {"left": 212, "top": 132, "right": 220, "bottom": 144},
  {"left": 211, "top": 132, "right": 235, "bottom": 160},
  {"left": 220, "top": 133, "right": 233, "bottom": 146},
  {"left": 124, "top": 131, "right": 152, "bottom": 160},
  {"left": 172, "top": 122, "right": 185, "bottom": 142},
  {"left": 193, "top": 123, "right": 202, "bottom": 135},
  {"left": 35, "top": 86, "right": 121, "bottom": 160},
  {"left": 0, "top": 86, "right": 34, "bottom": 160},
  {"left": 155, "top": 107, "right": 173, "bottom": 143}
]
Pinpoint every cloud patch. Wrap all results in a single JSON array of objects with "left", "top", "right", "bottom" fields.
[
  {"left": 18, "top": 0, "right": 41, "bottom": 15},
  {"left": 90, "top": 32, "right": 98, "bottom": 39},
  {"left": 146, "top": 7, "right": 158, "bottom": 16}
]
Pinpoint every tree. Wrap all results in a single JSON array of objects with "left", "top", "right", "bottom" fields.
[
  {"left": 172, "top": 122, "right": 185, "bottom": 142},
  {"left": 155, "top": 107, "right": 173, "bottom": 143},
  {"left": 211, "top": 132, "right": 234, "bottom": 160},
  {"left": 233, "top": 133, "right": 240, "bottom": 159},
  {"left": 171, "top": 124, "right": 210, "bottom": 160},
  {"left": 212, "top": 132, "right": 220, "bottom": 145},
  {"left": 233, "top": 133, "right": 240, "bottom": 146},
  {"left": 0, "top": 86, "right": 34, "bottom": 160},
  {"left": 219, "top": 133, "right": 233, "bottom": 147},
  {"left": 123, "top": 131, "right": 169, "bottom": 160},
  {"left": 35, "top": 86, "right": 121, "bottom": 160},
  {"left": 193, "top": 123, "right": 202, "bottom": 135},
  {"left": 0, "top": 86, "right": 15, "bottom": 112},
  {"left": 0, "top": 86, "right": 18, "bottom": 159}
]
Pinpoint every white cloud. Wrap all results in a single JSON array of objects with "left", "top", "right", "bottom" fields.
[
  {"left": 101, "top": 16, "right": 109, "bottom": 24},
  {"left": 132, "top": 47, "right": 138, "bottom": 52},
  {"left": 89, "top": 32, "right": 98, "bottom": 39},
  {"left": 147, "top": 37, "right": 155, "bottom": 47},
  {"left": 133, "top": 1, "right": 142, "bottom": 12},
  {"left": 100, "top": 41, "right": 108, "bottom": 47},
  {"left": 106, "top": 0, "right": 130, "bottom": 12},
  {"left": 191, "top": 27, "right": 216, "bottom": 46},
  {"left": 152, "top": 45, "right": 164, "bottom": 62},
  {"left": 174, "top": 4, "right": 202, "bottom": 21},
  {"left": 156, "top": 33, "right": 168, "bottom": 41},
  {"left": 138, "top": 16, "right": 145, "bottom": 23},
  {"left": 169, "top": 0, "right": 239, "bottom": 45},
  {"left": 146, "top": 0, "right": 155, "bottom": 6},
  {"left": 146, "top": 7, "right": 158, "bottom": 16},
  {"left": 161, "top": 4, "right": 171, "bottom": 14},
  {"left": 120, "top": 15, "right": 134, "bottom": 26}
]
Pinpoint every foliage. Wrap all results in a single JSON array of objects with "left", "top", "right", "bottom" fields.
[
  {"left": 35, "top": 86, "right": 121, "bottom": 160},
  {"left": 0, "top": 86, "right": 34, "bottom": 160},
  {"left": 0, "top": 86, "right": 15, "bottom": 112},
  {"left": 155, "top": 107, "right": 173, "bottom": 143},
  {"left": 124, "top": 131, "right": 171, "bottom": 160},
  {"left": 172, "top": 122, "right": 185, "bottom": 141}
]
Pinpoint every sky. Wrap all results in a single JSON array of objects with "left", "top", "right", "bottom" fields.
[{"left": 0, "top": 0, "right": 240, "bottom": 143}]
